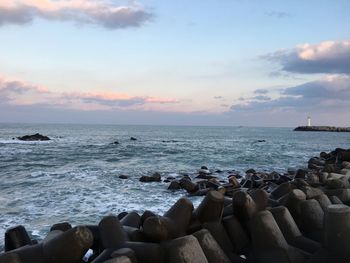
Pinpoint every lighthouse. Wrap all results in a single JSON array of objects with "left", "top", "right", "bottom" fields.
[{"left": 307, "top": 116, "right": 311, "bottom": 127}]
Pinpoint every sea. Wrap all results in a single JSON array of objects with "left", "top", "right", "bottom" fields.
[{"left": 0, "top": 123, "right": 349, "bottom": 251}]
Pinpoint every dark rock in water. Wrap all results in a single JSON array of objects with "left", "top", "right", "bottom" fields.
[
  {"left": 17, "top": 133, "right": 50, "bottom": 141},
  {"left": 201, "top": 166, "right": 208, "bottom": 170},
  {"left": 168, "top": 181, "right": 181, "bottom": 190},
  {"left": 162, "top": 140, "right": 179, "bottom": 143},
  {"left": 119, "top": 175, "right": 129, "bottom": 179},
  {"left": 245, "top": 168, "right": 256, "bottom": 174},
  {"left": 196, "top": 174, "right": 216, "bottom": 180},
  {"left": 215, "top": 169, "right": 223, "bottom": 173},
  {"left": 113, "top": 141, "right": 120, "bottom": 145},
  {"left": 257, "top": 140, "right": 266, "bottom": 142},
  {"left": 139, "top": 172, "right": 161, "bottom": 183},
  {"left": 179, "top": 177, "right": 198, "bottom": 193},
  {"left": 130, "top": 137, "right": 137, "bottom": 141}
]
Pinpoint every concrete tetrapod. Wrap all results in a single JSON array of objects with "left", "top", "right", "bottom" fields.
[
  {"left": 1, "top": 226, "right": 93, "bottom": 263},
  {"left": 249, "top": 210, "right": 310, "bottom": 263},
  {"left": 4, "top": 226, "right": 33, "bottom": 252},
  {"left": 120, "top": 212, "right": 142, "bottom": 229},
  {"left": 162, "top": 235, "right": 208, "bottom": 263},
  {"left": 192, "top": 229, "right": 231, "bottom": 263},
  {"left": 324, "top": 204, "right": 350, "bottom": 261},
  {"left": 232, "top": 190, "right": 257, "bottom": 225},
  {"left": 282, "top": 189, "right": 307, "bottom": 228},
  {"left": 222, "top": 215, "right": 250, "bottom": 254},
  {"left": 0, "top": 253, "right": 21, "bottom": 263},
  {"left": 299, "top": 199, "right": 324, "bottom": 242},
  {"left": 97, "top": 216, "right": 164, "bottom": 263},
  {"left": 194, "top": 190, "right": 225, "bottom": 223},
  {"left": 270, "top": 206, "right": 321, "bottom": 254},
  {"left": 142, "top": 198, "right": 193, "bottom": 241},
  {"left": 313, "top": 194, "right": 332, "bottom": 212}
]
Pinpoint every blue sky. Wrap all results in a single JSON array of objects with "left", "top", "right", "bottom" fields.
[{"left": 0, "top": 0, "right": 349, "bottom": 126}]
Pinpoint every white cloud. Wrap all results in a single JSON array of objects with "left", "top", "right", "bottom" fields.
[
  {"left": 0, "top": 0, "right": 153, "bottom": 29},
  {"left": 264, "top": 40, "right": 350, "bottom": 74}
]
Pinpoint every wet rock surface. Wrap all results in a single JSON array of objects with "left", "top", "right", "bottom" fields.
[{"left": 16, "top": 133, "right": 50, "bottom": 141}]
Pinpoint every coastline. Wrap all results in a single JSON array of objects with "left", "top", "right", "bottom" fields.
[{"left": 1, "top": 147, "right": 350, "bottom": 262}]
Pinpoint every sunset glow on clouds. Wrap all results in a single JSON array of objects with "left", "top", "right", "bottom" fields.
[
  {"left": 0, "top": 75, "right": 178, "bottom": 110},
  {"left": 0, "top": 0, "right": 152, "bottom": 28},
  {"left": 0, "top": 0, "right": 350, "bottom": 126}
]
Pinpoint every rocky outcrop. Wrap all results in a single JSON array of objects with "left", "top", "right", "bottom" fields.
[
  {"left": 16, "top": 133, "right": 50, "bottom": 141},
  {"left": 294, "top": 126, "right": 350, "bottom": 132}
]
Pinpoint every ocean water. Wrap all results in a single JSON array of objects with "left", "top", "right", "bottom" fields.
[{"left": 0, "top": 123, "right": 349, "bottom": 251}]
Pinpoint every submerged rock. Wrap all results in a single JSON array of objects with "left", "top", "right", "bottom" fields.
[
  {"left": 139, "top": 172, "right": 161, "bottom": 183},
  {"left": 17, "top": 133, "right": 50, "bottom": 141}
]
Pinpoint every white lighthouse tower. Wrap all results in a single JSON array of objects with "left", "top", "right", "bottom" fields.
[{"left": 307, "top": 116, "right": 311, "bottom": 127}]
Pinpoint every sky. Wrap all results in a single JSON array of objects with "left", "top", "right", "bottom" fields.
[{"left": 0, "top": 0, "right": 350, "bottom": 126}]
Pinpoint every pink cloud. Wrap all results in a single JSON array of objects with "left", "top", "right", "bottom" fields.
[
  {"left": 0, "top": 74, "right": 178, "bottom": 110},
  {"left": 0, "top": 0, "right": 153, "bottom": 29}
]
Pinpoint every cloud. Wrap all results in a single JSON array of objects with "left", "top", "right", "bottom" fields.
[
  {"left": 0, "top": 75, "right": 178, "bottom": 110},
  {"left": 264, "top": 40, "right": 350, "bottom": 74},
  {"left": 231, "top": 75, "right": 350, "bottom": 112},
  {"left": 265, "top": 11, "right": 291, "bottom": 18},
  {"left": 213, "top": 96, "right": 223, "bottom": 99},
  {"left": 254, "top": 89, "right": 268, "bottom": 94},
  {"left": 63, "top": 91, "right": 178, "bottom": 108},
  {"left": 0, "top": 0, "right": 153, "bottom": 29}
]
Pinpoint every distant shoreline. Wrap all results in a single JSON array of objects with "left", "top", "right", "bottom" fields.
[{"left": 294, "top": 126, "right": 350, "bottom": 132}]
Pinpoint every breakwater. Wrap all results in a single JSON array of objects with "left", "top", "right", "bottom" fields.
[
  {"left": 294, "top": 126, "right": 350, "bottom": 132},
  {"left": 1, "top": 147, "right": 350, "bottom": 262}
]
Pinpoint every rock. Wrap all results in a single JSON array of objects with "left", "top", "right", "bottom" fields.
[
  {"left": 201, "top": 166, "right": 208, "bottom": 170},
  {"left": 196, "top": 174, "right": 216, "bottom": 180},
  {"left": 245, "top": 168, "right": 256, "bottom": 174},
  {"left": 139, "top": 172, "right": 161, "bottom": 183},
  {"left": 119, "top": 175, "right": 129, "bottom": 179},
  {"left": 179, "top": 177, "right": 198, "bottom": 193},
  {"left": 130, "top": 137, "right": 137, "bottom": 141},
  {"left": 17, "top": 133, "right": 50, "bottom": 141},
  {"left": 168, "top": 181, "right": 181, "bottom": 191},
  {"left": 113, "top": 141, "right": 120, "bottom": 145}
]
